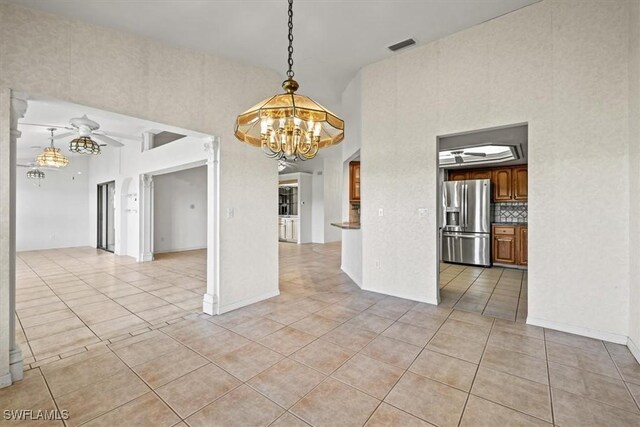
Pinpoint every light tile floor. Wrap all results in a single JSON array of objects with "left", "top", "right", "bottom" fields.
[
  {"left": 2, "top": 243, "right": 640, "bottom": 426},
  {"left": 440, "top": 262, "right": 528, "bottom": 322}
]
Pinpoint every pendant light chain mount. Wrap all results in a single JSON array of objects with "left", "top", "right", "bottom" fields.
[{"left": 287, "top": 0, "right": 294, "bottom": 78}]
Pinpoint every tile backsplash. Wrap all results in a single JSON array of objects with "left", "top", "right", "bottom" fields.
[{"left": 492, "top": 202, "right": 528, "bottom": 223}]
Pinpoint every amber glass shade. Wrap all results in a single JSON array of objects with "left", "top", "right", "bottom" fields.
[
  {"left": 235, "top": 80, "right": 344, "bottom": 160},
  {"left": 36, "top": 147, "right": 69, "bottom": 168},
  {"left": 69, "top": 136, "right": 101, "bottom": 155}
]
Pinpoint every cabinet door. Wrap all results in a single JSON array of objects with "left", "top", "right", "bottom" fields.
[
  {"left": 448, "top": 171, "right": 468, "bottom": 181},
  {"left": 285, "top": 220, "right": 293, "bottom": 240},
  {"left": 492, "top": 169, "right": 513, "bottom": 202},
  {"left": 350, "top": 162, "right": 361, "bottom": 201},
  {"left": 469, "top": 170, "right": 491, "bottom": 180},
  {"left": 519, "top": 227, "right": 528, "bottom": 265},
  {"left": 513, "top": 166, "right": 528, "bottom": 201},
  {"left": 493, "top": 234, "right": 516, "bottom": 264},
  {"left": 292, "top": 221, "right": 298, "bottom": 241}
]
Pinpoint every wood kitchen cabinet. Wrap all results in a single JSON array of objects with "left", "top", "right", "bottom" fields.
[
  {"left": 448, "top": 170, "right": 468, "bottom": 181},
  {"left": 492, "top": 224, "right": 527, "bottom": 266},
  {"left": 493, "top": 226, "right": 517, "bottom": 264},
  {"left": 349, "top": 161, "right": 360, "bottom": 201},
  {"left": 492, "top": 169, "right": 513, "bottom": 202},
  {"left": 512, "top": 166, "right": 528, "bottom": 201},
  {"left": 447, "top": 165, "right": 527, "bottom": 203},
  {"left": 519, "top": 227, "right": 528, "bottom": 265}
]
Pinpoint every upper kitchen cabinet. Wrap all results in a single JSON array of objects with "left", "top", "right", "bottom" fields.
[
  {"left": 469, "top": 170, "right": 492, "bottom": 180},
  {"left": 512, "top": 166, "right": 528, "bottom": 201},
  {"left": 350, "top": 161, "right": 361, "bottom": 201},
  {"left": 448, "top": 170, "right": 468, "bottom": 181},
  {"left": 492, "top": 168, "right": 513, "bottom": 202}
]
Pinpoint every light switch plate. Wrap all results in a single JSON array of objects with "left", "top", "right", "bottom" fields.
[{"left": 378, "top": 208, "right": 384, "bottom": 217}]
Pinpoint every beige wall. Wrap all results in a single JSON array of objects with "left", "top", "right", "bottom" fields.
[
  {"left": 0, "top": 4, "right": 280, "bottom": 311},
  {"left": 629, "top": 0, "right": 640, "bottom": 356},
  {"left": 361, "top": 0, "right": 632, "bottom": 341}
]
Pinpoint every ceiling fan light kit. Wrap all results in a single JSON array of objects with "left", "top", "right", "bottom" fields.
[
  {"left": 69, "top": 136, "right": 101, "bottom": 154},
  {"left": 36, "top": 128, "right": 69, "bottom": 168},
  {"left": 26, "top": 169, "right": 45, "bottom": 180},
  {"left": 234, "top": 0, "right": 344, "bottom": 161}
]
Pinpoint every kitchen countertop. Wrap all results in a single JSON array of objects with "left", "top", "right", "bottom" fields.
[
  {"left": 492, "top": 222, "right": 528, "bottom": 226},
  {"left": 331, "top": 222, "right": 361, "bottom": 230}
]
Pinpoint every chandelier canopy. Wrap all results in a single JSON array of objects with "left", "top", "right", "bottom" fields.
[
  {"left": 69, "top": 136, "right": 101, "bottom": 154},
  {"left": 36, "top": 128, "right": 69, "bottom": 168},
  {"left": 234, "top": 0, "right": 344, "bottom": 161}
]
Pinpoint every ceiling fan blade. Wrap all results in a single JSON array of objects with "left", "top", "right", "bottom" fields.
[
  {"left": 465, "top": 152, "right": 487, "bottom": 157},
  {"left": 96, "top": 130, "right": 140, "bottom": 141},
  {"left": 455, "top": 155, "right": 464, "bottom": 164},
  {"left": 17, "top": 163, "right": 34, "bottom": 168},
  {"left": 93, "top": 134, "right": 124, "bottom": 147},
  {"left": 20, "top": 123, "right": 74, "bottom": 130},
  {"left": 53, "top": 131, "right": 76, "bottom": 140}
]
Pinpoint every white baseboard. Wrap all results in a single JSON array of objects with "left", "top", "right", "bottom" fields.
[
  {"left": 360, "top": 285, "right": 439, "bottom": 306},
  {"left": 217, "top": 289, "right": 280, "bottom": 314},
  {"left": 0, "top": 372, "right": 12, "bottom": 389},
  {"left": 628, "top": 337, "right": 640, "bottom": 364},
  {"left": 153, "top": 246, "right": 207, "bottom": 254},
  {"left": 527, "top": 317, "right": 628, "bottom": 344}
]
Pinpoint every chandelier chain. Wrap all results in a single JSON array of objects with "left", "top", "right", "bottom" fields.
[{"left": 287, "top": 0, "right": 294, "bottom": 78}]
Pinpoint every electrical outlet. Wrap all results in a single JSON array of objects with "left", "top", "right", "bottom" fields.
[
  {"left": 378, "top": 208, "right": 384, "bottom": 217},
  {"left": 418, "top": 208, "right": 429, "bottom": 217},
  {"left": 227, "top": 208, "right": 234, "bottom": 218}
]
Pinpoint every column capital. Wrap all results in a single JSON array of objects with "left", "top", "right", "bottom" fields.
[{"left": 204, "top": 136, "right": 220, "bottom": 165}]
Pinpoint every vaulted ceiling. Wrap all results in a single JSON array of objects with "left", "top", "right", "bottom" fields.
[{"left": 6, "top": 0, "right": 539, "bottom": 105}]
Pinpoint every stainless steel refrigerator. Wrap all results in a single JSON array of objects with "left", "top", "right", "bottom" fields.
[{"left": 441, "top": 179, "right": 491, "bottom": 267}]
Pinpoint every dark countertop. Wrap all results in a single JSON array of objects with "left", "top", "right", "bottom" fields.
[
  {"left": 492, "top": 222, "right": 528, "bottom": 227},
  {"left": 331, "top": 222, "right": 361, "bottom": 230}
]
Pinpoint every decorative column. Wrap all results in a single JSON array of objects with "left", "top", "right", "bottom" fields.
[
  {"left": 138, "top": 174, "right": 154, "bottom": 262},
  {"left": 0, "top": 91, "right": 26, "bottom": 388},
  {"left": 203, "top": 137, "right": 220, "bottom": 315}
]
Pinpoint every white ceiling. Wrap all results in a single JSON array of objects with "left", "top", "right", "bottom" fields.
[
  {"left": 6, "top": 0, "right": 539, "bottom": 105},
  {"left": 17, "top": 96, "right": 209, "bottom": 164}
]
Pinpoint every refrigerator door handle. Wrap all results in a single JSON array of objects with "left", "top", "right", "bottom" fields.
[{"left": 463, "top": 183, "right": 468, "bottom": 228}]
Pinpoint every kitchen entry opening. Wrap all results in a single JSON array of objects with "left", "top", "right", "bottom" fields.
[
  {"left": 97, "top": 181, "right": 116, "bottom": 252},
  {"left": 436, "top": 123, "right": 529, "bottom": 322}
]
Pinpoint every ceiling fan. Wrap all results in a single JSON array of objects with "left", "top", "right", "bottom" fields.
[
  {"left": 21, "top": 115, "right": 138, "bottom": 148},
  {"left": 451, "top": 150, "right": 487, "bottom": 164}
]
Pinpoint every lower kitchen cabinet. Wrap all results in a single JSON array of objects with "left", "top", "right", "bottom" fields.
[
  {"left": 279, "top": 217, "right": 299, "bottom": 242},
  {"left": 492, "top": 224, "right": 527, "bottom": 266}
]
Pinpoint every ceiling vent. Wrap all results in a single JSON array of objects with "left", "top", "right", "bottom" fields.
[{"left": 388, "top": 38, "right": 416, "bottom": 52}]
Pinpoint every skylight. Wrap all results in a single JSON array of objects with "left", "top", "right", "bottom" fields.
[{"left": 439, "top": 144, "right": 518, "bottom": 167}]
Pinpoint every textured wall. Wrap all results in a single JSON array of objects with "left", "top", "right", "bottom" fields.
[
  {"left": 361, "top": 0, "right": 632, "bottom": 339},
  {"left": 629, "top": 0, "right": 640, "bottom": 355},
  {"left": 0, "top": 4, "right": 281, "bottom": 311}
]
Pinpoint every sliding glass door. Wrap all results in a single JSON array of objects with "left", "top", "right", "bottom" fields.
[{"left": 97, "top": 181, "right": 116, "bottom": 252}]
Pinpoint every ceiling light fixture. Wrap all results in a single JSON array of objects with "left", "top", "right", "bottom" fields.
[
  {"left": 36, "top": 128, "right": 69, "bottom": 168},
  {"left": 26, "top": 168, "right": 45, "bottom": 180},
  {"left": 69, "top": 136, "right": 101, "bottom": 154},
  {"left": 234, "top": 0, "right": 344, "bottom": 161}
]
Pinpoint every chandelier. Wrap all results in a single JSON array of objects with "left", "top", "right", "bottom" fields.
[
  {"left": 234, "top": 0, "right": 344, "bottom": 161},
  {"left": 26, "top": 169, "right": 45, "bottom": 180},
  {"left": 69, "top": 136, "right": 101, "bottom": 154},
  {"left": 36, "top": 128, "right": 69, "bottom": 168}
]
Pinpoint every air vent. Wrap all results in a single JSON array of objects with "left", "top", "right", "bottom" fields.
[{"left": 388, "top": 38, "right": 416, "bottom": 52}]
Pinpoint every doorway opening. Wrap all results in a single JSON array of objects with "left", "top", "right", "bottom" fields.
[
  {"left": 436, "top": 123, "right": 529, "bottom": 322},
  {"left": 97, "top": 181, "right": 116, "bottom": 252}
]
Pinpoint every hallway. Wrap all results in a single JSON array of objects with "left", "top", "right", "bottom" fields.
[{"left": 3, "top": 243, "right": 640, "bottom": 426}]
